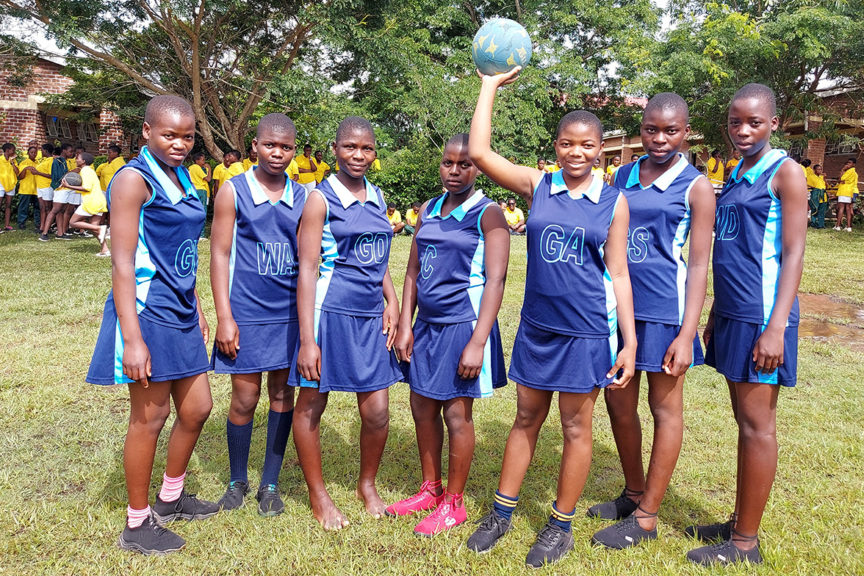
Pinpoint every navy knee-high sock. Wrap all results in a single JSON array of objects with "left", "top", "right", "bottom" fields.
[
  {"left": 227, "top": 419, "right": 254, "bottom": 483},
  {"left": 260, "top": 409, "right": 293, "bottom": 487}
]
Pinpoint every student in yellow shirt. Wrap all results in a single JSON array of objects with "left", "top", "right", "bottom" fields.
[
  {"left": 17, "top": 146, "right": 40, "bottom": 231},
  {"left": 834, "top": 158, "right": 857, "bottom": 231},
  {"left": 30, "top": 143, "right": 56, "bottom": 232},
  {"left": 808, "top": 164, "right": 828, "bottom": 229},
  {"left": 371, "top": 156, "right": 382, "bottom": 172},
  {"left": 591, "top": 158, "right": 604, "bottom": 179},
  {"left": 288, "top": 158, "right": 300, "bottom": 181},
  {"left": 295, "top": 144, "right": 318, "bottom": 192},
  {"left": 0, "top": 142, "right": 20, "bottom": 231},
  {"left": 65, "top": 151, "right": 109, "bottom": 255},
  {"left": 404, "top": 201, "right": 420, "bottom": 235},
  {"left": 724, "top": 149, "right": 741, "bottom": 179},
  {"left": 96, "top": 145, "right": 126, "bottom": 192},
  {"left": 605, "top": 155, "right": 621, "bottom": 184},
  {"left": 706, "top": 149, "right": 724, "bottom": 192},
  {"left": 243, "top": 145, "right": 258, "bottom": 171},
  {"left": 188, "top": 152, "right": 212, "bottom": 205},
  {"left": 503, "top": 197, "right": 525, "bottom": 234},
  {"left": 537, "top": 158, "right": 548, "bottom": 172},
  {"left": 314, "top": 150, "right": 330, "bottom": 183},
  {"left": 387, "top": 202, "right": 405, "bottom": 234},
  {"left": 212, "top": 150, "right": 244, "bottom": 197}
]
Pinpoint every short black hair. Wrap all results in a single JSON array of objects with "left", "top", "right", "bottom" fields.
[
  {"left": 445, "top": 133, "right": 470, "bottom": 150},
  {"left": 228, "top": 149, "right": 242, "bottom": 161},
  {"left": 800, "top": 158, "right": 812, "bottom": 168},
  {"left": 813, "top": 164, "right": 821, "bottom": 170},
  {"left": 192, "top": 151, "right": 205, "bottom": 161},
  {"left": 643, "top": 92, "right": 689, "bottom": 122},
  {"left": 304, "top": 144, "right": 312, "bottom": 150},
  {"left": 257, "top": 113, "right": 296, "bottom": 138},
  {"left": 79, "top": 152, "right": 95, "bottom": 166},
  {"left": 60, "top": 143, "right": 72, "bottom": 153},
  {"left": 556, "top": 110, "right": 603, "bottom": 140},
  {"left": 27, "top": 145, "right": 37, "bottom": 153},
  {"left": 387, "top": 202, "right": 396, "bottom": 209},
  {"left": 41, "top": 143, "right": 54, "bottom": 155},
  {"left": 1, "top": 143, "right": 14, "bottom": 152},
  {"left": 336, "top": 116, "right": 375, "bottom": 144},
  {"left": 75, "top": 144, "right": 85, "bottom": 152},
  {"left": 411, "top": 201, "right": 421, "bottom": 209},
  {"left": 144, "top": 94, "right": 195, "bottom": 126},
  {"left": 847, "top": 158, "right": 857, "bottom": 165},
  {"left": 108, "top": 144, "right": 121, "bottom": 154},
  {"left": 507, "top": 197, "right": 516, "bottom": 203},
  {"left": 731, "top": 83, "right": 777, "bottom": 116}
]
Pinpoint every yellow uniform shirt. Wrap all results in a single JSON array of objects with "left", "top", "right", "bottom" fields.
[
  {"left": 387, "top": 209, "right": 402, "bottom": 226},
  {"left": 0, "top": 156, "right": 16, "bottom": 192},
  {"left": 80, "top": 165, "right": 107, "bottom": 214},
  {"left": 34, "top": 157, "right": 54, "bottom": 189},
  {"left": 188, "top": 164, "right": 210, "bottom": 196},
  {"left": 837, "top": 168, "right": 858, "bottom": 197},
  {"left": 213, "top": 162, "right": 244, "bottom": 185},
  {"left": 504, "top": 207, "right": 525, "bottom": 227},
  {"left": 591, "top": 167, "right": 604, "bottom": 179},
  {"left": 807, "top": 173, "right": 826, "bottom": 190},
  {"left": 725, "top": 159, "right": 739, "bottom": 176},
  {"left": 67, "top": 158, "right": 76, "bottom": 171},
  {"left": 371, "top": 158, "right": 381, "bottom": 172},
  {"left": 707, "top": 158, "right": 724, "bottom": 185},
  {"left": 96, "top": 157, "right": 126, "bottom": 191},
  {"left": 405, "top": 208, "right": 419, "bottom": 227},
  {"left": 18, "top": 159, "right": 38, "bottom": 195},
  {"left": 315, "top": 160, "right": 330, "bottom": 184},
  {"left": 606, "top": 165, "right": 618, "bottom": 177},
  {"left": 287, "top": 159, "right": 299, "bottom": 181},
  {"left": 243, "top": 158, "right": 258, "bottom": 171},
  {"left": 295, "top": 154, "right": 317, "bottom": 185}
]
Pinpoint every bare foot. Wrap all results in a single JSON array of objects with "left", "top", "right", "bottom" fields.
[
  {"left": 356, "top": 482, "right": 386, "bottom": 519},
  {"left": 310, "top": 491, "right": 349, "bottom": 531}
]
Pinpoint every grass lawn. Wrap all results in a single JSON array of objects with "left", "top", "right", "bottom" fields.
[{"left": 0, "top": 226, "right": 862, "bottom": 575}]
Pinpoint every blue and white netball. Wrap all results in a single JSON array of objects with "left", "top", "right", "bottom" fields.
[{"left": 472, "top": 18, "right": 532, "bottom": 76}]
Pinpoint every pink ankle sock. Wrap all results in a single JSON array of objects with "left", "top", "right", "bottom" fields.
[
  {"left": 127, "top": 505, "right": 151, "bottom": 528},
  {"left": 158, "top": 471, "right": 186, "bottom": 503}
]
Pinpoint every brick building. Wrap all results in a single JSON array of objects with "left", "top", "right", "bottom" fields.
[{"left": 0, "top": 55, "right": 131, "bottom": 155}]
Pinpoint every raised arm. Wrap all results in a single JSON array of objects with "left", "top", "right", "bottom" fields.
[{"left": 469, "top": 67, "right": 543, "bottom": 206}]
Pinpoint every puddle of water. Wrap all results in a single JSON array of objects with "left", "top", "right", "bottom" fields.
[{"left": 797, "top": 293, "right": 864, "bottom": 350}]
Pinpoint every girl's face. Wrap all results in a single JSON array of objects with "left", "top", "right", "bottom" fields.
[
  {"left": 439, "top": 142, "right": 477, "bottom": 194},
  {"left": 142, "top": 112, "right": 196, "bottom": 168},
  {"left": 195, "top": 156, "right": 206, "bottom": 166},
  {"left": 815, "top": 166, "right": 823, "bottom": 176},
  {"left": 249, "top": 148, "right": 258, "bottom": 162},
  {"left": 640, "top": 107, "right": 690, "bottom": 165},
  {"left": 843, "top": 160, "right": 854, "bottom": 172},
  {"left": 727, "top": 97, "right": 778, "bottom": 158},
  {"left": 553, "top": 122, "right": 603, "bottom": 180},
  {"left": 333, "top": 128, "right": 376, "bottom": 180},
  {"left": 253, "top": 129, "right": 296, "bottom": 176}
]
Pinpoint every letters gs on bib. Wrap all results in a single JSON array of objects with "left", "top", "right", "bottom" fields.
[{"left": 355, "top": 232, "right": 389, "bottom": 265}]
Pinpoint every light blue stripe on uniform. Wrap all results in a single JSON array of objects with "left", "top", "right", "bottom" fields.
[
  {"left": 603, "top": 193, "right": 624, "bottom": 366},
  {"left": 672, "top": 179, "right": 696, "bottom": 324},
  {"left": 135, "top": 204, "right": 156, "bottom": 314},
  {"left": 228, "top": 181, "right": 239, "bottom": 298},
  {"left": 761, "top": 160, "right": 787, "bottom": 326},
  {"left": 466, "top": 203, "right": 493, "bottom": 397},
  {"left": 303, "top": 191, "right": 337, "bottom": 388},
  {"left": 113, "top": 320, "right": 133, "bottom": 384}
]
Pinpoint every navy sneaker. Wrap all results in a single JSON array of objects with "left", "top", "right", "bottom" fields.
[
  {"left": 466, "top": 511, "right": 512, "bottom": 553},
  {"left": 118, "top": 515, "right": 185, "bottom": 556},
  {"left": 152, "top": 491, "right": 220, "bottom": 523},
  {"left": 256, "top": 484, "right": 285, "bottom": 517},
  {"left": 684, "top": 515, "right": 735, "bottom": 542},
  {"left": 525, "top": 521, "right": 574, "bottom": 568},
  {"left": 586, "top": 489, "right": 640, "bottom": 520},
  {"left": 687, "top": 538, "right": 762, "bottom": 565},
  {"left": 591, "top": 513, "right": 657, "bottom": 549},
  {"left": 218, "top": 480, "right": 249, "bottom": 511}
]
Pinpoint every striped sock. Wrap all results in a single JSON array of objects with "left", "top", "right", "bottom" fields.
[
  {"left": 493, "top": 490, "right": 518, "bottom": 521},
  {"left": 549, "top": 501, "right": 575, "bottom": 532},
  {"left": 127, "top": 505, "right": 151, "bottom": 528},
  {"left": 158, "top": 471, "right": 186, "bottom": 503}
]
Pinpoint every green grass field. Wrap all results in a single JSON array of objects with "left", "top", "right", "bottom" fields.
[{"left": 1, "top": 227, "right": 862, "bottom": 575}]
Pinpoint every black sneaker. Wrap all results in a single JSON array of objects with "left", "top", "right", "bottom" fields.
[
  {"left": 686, "top": 538, "right": 762, "bottom": 565},
  {"left": 591, "top": 513, "right": 657, "bottom": 549},
  {"left": 59, "top": 233, "right": 74, "bottom": 240},
  {"left": 525, "top": 522, "right": 574, "bottom": 568},
  {"left": 117, "top": 514, "right": 185, "bottom": 556},
  {"left": 38, "top": 234, "right": 51, "bottom": 242},
  {"left": 684, "top": 515, "right": 735, "bottom": 542},
  {"left": 256, "top": 484, "right": 285, "bottom": 517},
  {"left": 466, "top": 511, "right": 512, "bottom": 553},
  {"left": 80, "top": 231, "right": 93, "bottom": 238},
  {"left": 218, "top": 480, "right": 249, "bottom": 511},
  {"left": 586, "top": 489, "right": 640, "bottom": 520},
  {"left": 152, "top": 490, "right": 220, "bottom": 523}
]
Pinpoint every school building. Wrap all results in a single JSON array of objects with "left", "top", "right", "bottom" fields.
[
  {"left": 601, "top": 90, "right": 864, "bottom": 186},
  {"left": 0, "top": 55, "right": 130, "bottom": 154}
]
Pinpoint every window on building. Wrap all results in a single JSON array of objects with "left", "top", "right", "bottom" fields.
[
  {"left": 45, "top": 117, "right": 73, "bottom": 138},
  {"left": 82, "top": 122, "right": 99, "bottom": 142}
]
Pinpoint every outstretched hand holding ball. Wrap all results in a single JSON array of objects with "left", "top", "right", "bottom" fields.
[{"left": 472, "top": 18, "right": 532, "bottom": 76}]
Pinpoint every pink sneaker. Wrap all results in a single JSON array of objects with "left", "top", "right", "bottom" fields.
[
  {"left": 413, "top": 494, "right": 467, "bottom": 537},
  {"left": 385, "top": 481, "right": 444, "bottom": 517}
]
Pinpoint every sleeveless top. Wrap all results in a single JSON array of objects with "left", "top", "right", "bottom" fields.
[
  {"left": 226, "top": 168, "right": 306, "bottom": 324},
  {"left": 522, "top": 170, "right": 623, "bottom": 338},
  {"left": 414, "top": 190, "right": 495, "bottom": 323},
  {"left": 615, "top": 154, "right": 704, "bottom": 325},
  {"left": 712, "top": 148, "right": 799, "bottom": 326},
  {"left": 314, "top": 174, "right": 393, "bottom": 317},
  {"left": 106, "top": 146, "right": 205, "bottom": 328}
]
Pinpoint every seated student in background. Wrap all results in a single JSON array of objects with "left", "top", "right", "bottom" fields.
[
  {"left": 404, "top": 201, "right": 420, "bottom": 235},
  {"left": 64, "top": 152, "right": 110, "bottom": 256},
  {"left": 387, "top": 202, "right": 405, "bottom": 234},
  {"left": 706, "top": 149, "right": 724, "bottom": 193},
  {"left": 243, "top": 145, "right": 258, "bottom": 171},
  {"left": 503, "top": 197, "right": 525, "bottom": 234},
  {"left": 16, "top": 145, "right": 40, "bottom": 231},
  {"left": 294, "top": 144, "right": 318, "bottom": 193},
  {"left": 213, "top": 150, "right": 244, "bottom": 196},
  {"left": 314, "top": 150, "right": 330, "bottom": 184}
]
